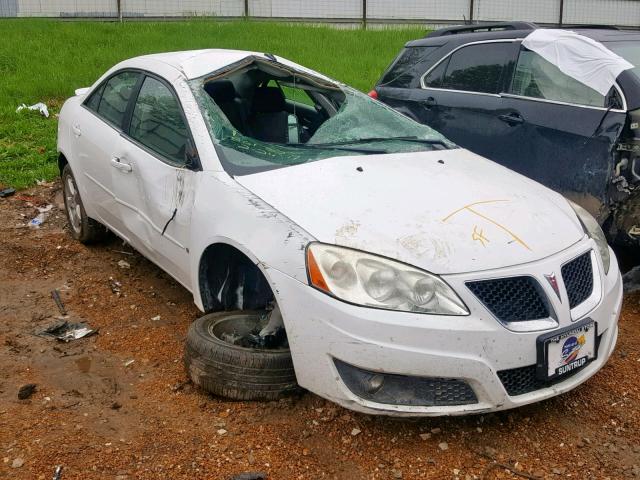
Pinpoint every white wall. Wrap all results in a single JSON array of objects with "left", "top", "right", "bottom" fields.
[{"left": 9, "top": 0, "right": 640, "bottom": 26}]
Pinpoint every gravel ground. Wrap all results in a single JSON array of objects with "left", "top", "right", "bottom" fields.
[{"left": 1, "top": 182, "right": 639, "bottom": 480}]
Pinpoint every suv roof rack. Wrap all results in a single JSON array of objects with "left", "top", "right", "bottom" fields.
[
  {"left": 426, "top": 22, "right": 538, "bottom": 38},
  {"left": 563, "top": 24, "right": 621, "bottom": 30}
]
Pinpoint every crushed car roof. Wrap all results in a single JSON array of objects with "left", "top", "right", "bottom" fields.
[{"left": 114, "top": 49, "right": 334, "bottom": 83}]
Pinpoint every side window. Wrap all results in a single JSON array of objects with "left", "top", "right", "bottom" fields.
[
  {"left": 379, "top": 46, "right": 438, "bottom": 88},
  {"left": 97, "top": 71, "right": 140, "bottom": 128},
  {"left": 423, "top": 57, "right": 450, "bottom": 88},
  {"left": 510, "top": 48, "right": 605, "bottom": 107},
  {"left": 84, "top": 84, "right": 104, "bottom": 112},
  {"left": 436, "top": 43, "right": 514, "bottom": 94},
  {"left": 129, "top": 76, "right": 189, "bottom": 166}
]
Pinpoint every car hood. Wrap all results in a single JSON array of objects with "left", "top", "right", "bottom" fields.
[{"left": 235, "top": 149, "right": 584, "bottom": 274}]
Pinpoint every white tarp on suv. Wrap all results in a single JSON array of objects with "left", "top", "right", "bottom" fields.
[{"left": 522, "top": 29, "right": 633, "bottom": 96}]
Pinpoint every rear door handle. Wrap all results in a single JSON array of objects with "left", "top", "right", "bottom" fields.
[
  {"left": 72, "top": 124, "right": 82, "bottom": 137},
  {"left": 498, "top": 112, "right": 524, "bottom": 125},
  {"left": 110, "top": 158, "right": 132, "bottom": 173}
]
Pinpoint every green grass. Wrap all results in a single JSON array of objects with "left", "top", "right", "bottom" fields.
[{"left": 0, "top": 19, "right": 423, "bottom": 189}]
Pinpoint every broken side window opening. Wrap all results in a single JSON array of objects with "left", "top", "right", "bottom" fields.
[{"left": 188, "top": 56, "right": 455, "bottom": 175}]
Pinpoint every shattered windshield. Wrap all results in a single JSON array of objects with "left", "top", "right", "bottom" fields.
[{"left": 189, "top": 57, "right": 454, "bottom": 175}]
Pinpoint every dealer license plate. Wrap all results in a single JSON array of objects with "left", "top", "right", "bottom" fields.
[{"left": 537, "top": 320, "right": 597, "bottom": 381}]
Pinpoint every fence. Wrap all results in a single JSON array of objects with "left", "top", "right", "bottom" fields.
[{"left": 1, "top": 0, "right": 640, "bottom": 28}]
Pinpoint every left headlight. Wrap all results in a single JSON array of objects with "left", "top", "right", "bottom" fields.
[
  {"left": 306, "top": 243, "right": 468, "bottom": 315},
  {"left": 568, "top": 201, "right": 611, "bottom": 274}
]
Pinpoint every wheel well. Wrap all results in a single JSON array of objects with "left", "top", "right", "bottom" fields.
[
  {"left": 198, "top": 243, "right": 275, "bottom": 313},
  {"left": 58, "top": 153, "right": 68, "bottom": 174}
]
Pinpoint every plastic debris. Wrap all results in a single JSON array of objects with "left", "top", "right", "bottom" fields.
[
  {"left": 18, "top": 383, "right": 37, "bottom": 400},
  {"left": 38, "top": 320, "right": 97, "bottom": 342},
  {"left": 117, "top": 260, "right": 131, "bottom": 269},
  {"left": 28, "top": 213, "right": 47, "bottom": 228},
  {"left": 124, "top": 359, "right": 135, "bottom": 367},
  {"left": 151, "top": 315, "right": 161, "bottom": 322},
  {"left": 53, "top": 466, "right": 63, "bottom": 480},
  {"left": 0, "top": 188, "right": 15, "bottom": 198},
  {"left": 108, "top": 277, "right": 122, "bottom": 295},
  {"left": 16, "top": 102, "right": 49, "bottom": 118}
]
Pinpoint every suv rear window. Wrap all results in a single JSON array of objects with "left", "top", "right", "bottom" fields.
[
  {"left": 379, "top": 46, "right": 438, "bottom": 88},
  {"left": 425, "top": 42, "right": 514, "bottom": 94}
]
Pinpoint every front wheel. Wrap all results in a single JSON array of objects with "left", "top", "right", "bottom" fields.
[
  {"left": 61, "top": 164, "right": 108, "bottom": 244},
  {"left": 184, "top": 311, "right": 299, "bottom": 401}
]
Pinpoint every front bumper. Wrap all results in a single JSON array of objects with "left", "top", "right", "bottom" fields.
[{"left": 269, "top": 238, "right": 623, "bottom": 416}]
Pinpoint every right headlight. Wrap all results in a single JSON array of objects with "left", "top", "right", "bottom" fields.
[
  {"left": 568, "top": 200, "right": 610, "bottom": 274},
  {"left": 306, "top": 242, "right": 468, "bottom": 315}
]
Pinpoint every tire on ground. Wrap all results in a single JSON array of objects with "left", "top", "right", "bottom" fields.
[{"left": 184, "top": 311, "right": 298, "bottom": 401}]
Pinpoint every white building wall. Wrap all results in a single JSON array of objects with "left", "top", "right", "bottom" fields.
[
  {"left": 367, "top": 0, "right": 469, "bottom": 21},
  {"left": 564, "top": 0, "right": 640, "bottom": 27},
  {"left": 250, "top": 0, "right": 361, "bottom": 19},
  {"left": 18, "top": 0, "right": 116, "bottom": 17},
  {"left": 9, "top": 0, "right": 640, "bottom": 26},
  {"left": 475, "top": 0, "right": 561, "bottom": 24}
]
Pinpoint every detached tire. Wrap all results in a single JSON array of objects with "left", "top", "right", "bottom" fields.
[{"left": 184, "top": 311, "right": 298, "bottom": 401}]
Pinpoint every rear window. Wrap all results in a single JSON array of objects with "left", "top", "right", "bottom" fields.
[
  {"left": 605, "top": 41, "right": 640, "bottom": 79},
  {"left": 378, "top": 46, "right": 438, "bottom": 88},
  {"left": 438, "top": 42, "right": 514, "bottom": 94}
]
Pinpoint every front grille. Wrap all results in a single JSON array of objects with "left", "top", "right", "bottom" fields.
[
  {"left": 466, "top": 276, "right": 549, "bottom": 323},
  {"left": 562, "top": 252, "right": 593, "bottom": 309}
]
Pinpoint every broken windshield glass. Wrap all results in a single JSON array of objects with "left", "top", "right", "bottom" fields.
[{"left": 189, "top": 62, "right": 455, "bottom": 175}]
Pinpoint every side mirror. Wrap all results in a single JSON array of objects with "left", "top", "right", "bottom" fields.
[{"left": 185, "top": 138, "right": 199, "bottom": 170}]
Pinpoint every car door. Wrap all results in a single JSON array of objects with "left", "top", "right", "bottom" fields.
[
  {"left": 499, "top": 45, "right": 627, "bottom": 212},
  {"left": 412, "top": 41, "right": 521, "bottom": 162},
  {"left": 73, "top": 71, "right": 141, "bottom": 230},
  {"left": 111, "top": 73, "right": 199, "bottom": 288}
]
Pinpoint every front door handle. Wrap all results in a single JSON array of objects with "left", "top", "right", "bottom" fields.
[
  {"left": 498, "top": 112, "right": 524, "bottom": 126},
  {"left": 110, "top": 158, "right": 132, "bottom": 173},
  {"left": 72, "top": 124, "right": 82, "bottom": 137}
]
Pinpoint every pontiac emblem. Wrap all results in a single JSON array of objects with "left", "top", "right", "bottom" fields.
[{"left": 545, "top": 273, "right": 562, "bottom": 301}]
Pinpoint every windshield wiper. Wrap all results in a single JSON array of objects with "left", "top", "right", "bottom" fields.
[
  {"left": 315, "top": 136, "right": 450, "bottom": 148},
  {"left": 274, "top": 143, "right": 386, "bottom": 154}
]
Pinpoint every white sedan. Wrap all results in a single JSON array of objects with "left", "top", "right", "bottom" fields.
[{"left": 57, "top": 49, "right": 622, "bottom": 416}]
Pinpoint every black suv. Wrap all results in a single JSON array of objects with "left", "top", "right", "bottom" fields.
[{"left": 373, "top": 22, "right": 640, "bottom": 247}]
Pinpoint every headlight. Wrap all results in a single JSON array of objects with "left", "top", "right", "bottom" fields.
[
  {"left": 306, "top": 243, "right": 468, "bottom": 315},
  {"left": 568, "top": 201, "right": 610, "bottom": 274}
]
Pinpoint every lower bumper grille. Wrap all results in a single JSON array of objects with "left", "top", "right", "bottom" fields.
[
  {"left": 498, "top": 332, "right": 603, "bottom": 396},
  {"left": 335, "top": 359, "right": 477, "bottom": 406}
]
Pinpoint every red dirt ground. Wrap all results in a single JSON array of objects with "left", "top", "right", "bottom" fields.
[{"left": 1, "top": 183, "right": 639, "bottom": 480}]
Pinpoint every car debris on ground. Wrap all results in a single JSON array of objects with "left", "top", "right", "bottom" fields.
[
  {"left": 17, "top": 383, "right": 37, "bottom": 400},
  {"left": 16, "top": 101, "right": 49, "bottom": 118},
  {"left": 37, "top": 320, "right": 97, "bottom": 342}
]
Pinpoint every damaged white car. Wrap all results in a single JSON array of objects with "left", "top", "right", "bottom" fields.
[{"left": 57, "top": 49, "right": 622, "bottom": 416}]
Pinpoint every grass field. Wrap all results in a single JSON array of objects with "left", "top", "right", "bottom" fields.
[{"left": 0, "top": 19, "right": 423, "bottom": 189}]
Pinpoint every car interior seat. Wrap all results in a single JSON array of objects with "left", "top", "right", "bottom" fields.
[
  {"left": 204, "top": 80, "right": 251, "bottom": 135},
  {"left": 249, "top": 87, "right": 289, "bottom": 143}
]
